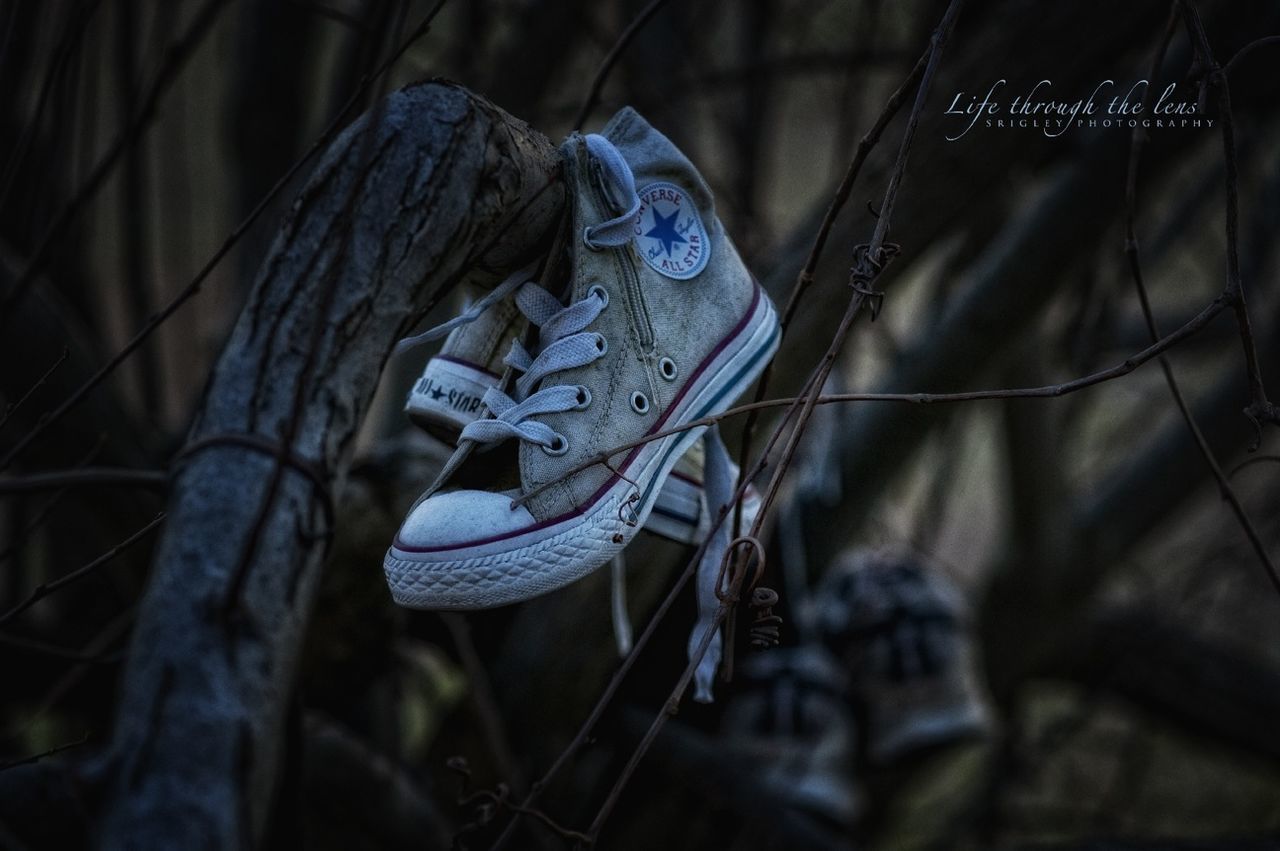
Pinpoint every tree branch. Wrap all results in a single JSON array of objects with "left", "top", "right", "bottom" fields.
[{"left": 96, "top": 81, "right": 564, "bottom": 849}]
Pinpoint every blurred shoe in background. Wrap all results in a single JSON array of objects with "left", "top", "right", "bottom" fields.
[
  {"left": 810, "top": 548, "right": 992, "bottom": 763},
  {"left": 720, "top": 644, "right": 862, "bottom": 827}
]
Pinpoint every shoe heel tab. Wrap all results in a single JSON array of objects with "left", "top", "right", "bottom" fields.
[
  {"left": 600, "top": 105, "right": 641, "bottom": 138},
  {"left": 557, "top": 131, "right": 589, "bottom": 163}
]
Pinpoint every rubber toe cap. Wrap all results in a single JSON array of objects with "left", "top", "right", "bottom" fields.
[{"left": 394, "top": 489, "right": 535, "bottom": 550}]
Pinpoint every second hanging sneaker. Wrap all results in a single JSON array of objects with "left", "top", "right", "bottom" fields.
[
  {"left": 810, "top": 548, "right": 993, "bottom": 763},
  {"left": 384, "top": 108, "right": 780, "bottom": 609}
]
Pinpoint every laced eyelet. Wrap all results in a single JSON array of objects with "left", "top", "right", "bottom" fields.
[
  {"left": 630, "top": 391, "right": 650, "bottom": 415},
  {"left": 594, "top": 334, "right": 608, "bottom": 355},
  {"left": 582, "top": 226, "right": 602, "bottom": 251},
  {"left": 573, "top": 386, "right": 592, "bottom": 410},
  {"left": 659, "top": 357, "right": 678, "bottom": 381},
  {"left": 588, "top": 284, "right": 609, "bottom": 308},
  {"left": 543, "top": 434, "right": 569, "bottom": 456}
]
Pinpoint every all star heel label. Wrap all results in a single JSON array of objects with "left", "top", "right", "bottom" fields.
[
  {"left": 633, "top": 182, "right": 710, "bottom": 280},
  {"left": 407, "top": 359, "right": 499, "bottom": 424}
]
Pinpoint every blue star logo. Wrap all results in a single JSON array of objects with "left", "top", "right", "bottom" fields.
[{"left": 644, "top": 207, "right": 688, "bottom": 258}]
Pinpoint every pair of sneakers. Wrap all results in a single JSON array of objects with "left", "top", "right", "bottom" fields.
[
  {"left": 715, "top": 550, "right": 992, "bottom": 832},
  {"left": 383, "top": 109, "right": 778, "bottom": 636}
]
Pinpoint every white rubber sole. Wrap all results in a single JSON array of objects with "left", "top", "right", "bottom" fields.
[{"left": 384, "top": 290, "right": 780, "bottom": 610}]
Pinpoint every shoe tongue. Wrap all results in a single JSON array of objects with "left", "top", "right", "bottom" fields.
[{"left": 600, "top": 107, "right": 716, "bottom": 224}]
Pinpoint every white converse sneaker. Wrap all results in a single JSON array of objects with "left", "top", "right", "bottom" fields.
[{"left": 384, "top": 108, "right": 780, "bottom": 610}]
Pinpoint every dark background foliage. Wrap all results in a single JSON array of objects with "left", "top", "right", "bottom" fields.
[{"left": 2, "top": 0, "right": 1279, "bottom": 848}]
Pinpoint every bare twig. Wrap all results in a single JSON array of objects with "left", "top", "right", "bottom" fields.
[
  {"left": 0, "top": 512, "right": 165, "bottom": 628},
  {"left": 0, "top": 438, "right": 105, "bottom": 566},
  {"left": 0, "top": 1, "right": 448, "bottom": 473},
  {"left": 6, "top": 608, "right": 136, "bottom": 740},
  {"left": 1222, "top": 34, "right": 1280, "bottom": 77},
  {"left": 1180, "top": 0, "right": 1279, "bottom": 444},
  {"left": 0, "top": 631, "right": 124, "bottom": 664},
  {"left": 0, "top": 0, "right": 105, "bottom": 213},
  {"left": 0, "top": 0, "right": 231, "bottom": 317},
  {"left": 584, "top": 538, "right": 761, "bottom": 842},
  {"left": 779, "top": 45, "right": 930, "bottom": 333},
  {"left": 518, "top": 291, "right": 1230, "bottom": 505},
  {"left": 733, "top": 40, "right": 933, "bottom": 519},
  {"left": 490, "top": 369, "right": 821, "bottom": 850},
  {"left": 571, "top": 0, "right": 673, "bottom": 130},
  {"left": 0, "top": 346, "right": 67, "bottom": 434},
  {"left": 442, "top": 613, "right": 526, "bottom": 796},
  {"left": 0, "top": 467, "right": 167, "bottom": 494},
  {"left": 583, "top": 0, "right": 968, "bottom": 840},
  {"left": 666, "top": 48, "right": 909, "bottom": 92},
  {"left": 114, "top": 0, "right": 162, "bottom": 414},
  {"left": 288, "top": 0, "right": 371, "bottom": 32},
  {"left": 454, "top": 780, "right": 592, "bottom": 846},
  {"left": 1125, "top": 4, "right": 1280, "bottom": 594},
  {"left": 490, "top": 33, "right": 929, "bottom": 845},
  {"left": 1229, "top": 455, "right": 1280, "bottom": 479},
  {"left": 0, "top": 732, "right": 89, "bottom": 772}
]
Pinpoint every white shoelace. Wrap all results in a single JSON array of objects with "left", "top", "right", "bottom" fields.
[
  {"left": 610, "top": 426, "right": 734, "bottom": 704},
  {"left": 462, "top": 282, "right": 606, "bottom": 451},
  {"left": 689, "top": 426, "right": 734, "bottom": 703}
]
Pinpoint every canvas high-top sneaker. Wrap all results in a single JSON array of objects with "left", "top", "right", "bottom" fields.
[{"left": 384, "top": 107, "right": 780, "bottom": 609}]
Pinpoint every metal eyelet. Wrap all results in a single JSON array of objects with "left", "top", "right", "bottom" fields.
[
  {"left": 543, "top": 434, "right": 569, "bottom": 456},
  {"left": 582, "top": 226, "right": 601, "bottom": 251},
  {"left": 659, "top": 357, "right": 678, "bottom": 381},
  {"left": 594, "top": 334, "right": 608, "bottom": 356},
  {"left": 573, "top": 386, "right": 592, "bottom": 410},
  {"left": 587, "top": 284, "right": 609, "bottom": 308},
  {"left": 630, "top": 391, "right": 650, "bottom": 414}
]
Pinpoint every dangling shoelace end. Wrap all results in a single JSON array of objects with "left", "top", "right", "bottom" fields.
[{"left": 687, "top": 425, "right": 737, "bottom": 704}]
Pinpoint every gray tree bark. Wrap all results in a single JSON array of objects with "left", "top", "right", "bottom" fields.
[{"left": 97, "top": 80, "right": 563, "bottom": 849}]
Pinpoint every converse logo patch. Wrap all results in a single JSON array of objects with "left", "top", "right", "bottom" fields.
[{"left": 633, "top": 182, "right": 710, "bottom": 280}]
